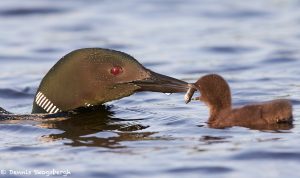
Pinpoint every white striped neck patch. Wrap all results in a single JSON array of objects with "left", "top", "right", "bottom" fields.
[{"left": 35, "top": 92, "right": 62, "bottom": 114}]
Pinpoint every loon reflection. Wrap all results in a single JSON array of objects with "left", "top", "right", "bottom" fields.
[{"left": 36, "top": 105, "right": 161, "bottom": 148}]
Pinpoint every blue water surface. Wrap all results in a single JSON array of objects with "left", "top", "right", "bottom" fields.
[{"left": 0, "top": 0, "right": 300, "bottom": 178}]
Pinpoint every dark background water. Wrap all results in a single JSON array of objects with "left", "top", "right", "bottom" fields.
[{"left": 0, "top": 0, "right": 300, "bottom": 177}]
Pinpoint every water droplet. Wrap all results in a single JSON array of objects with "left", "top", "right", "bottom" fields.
[{"left": 164, "top": 93, "right": 172, "bottom": 96}]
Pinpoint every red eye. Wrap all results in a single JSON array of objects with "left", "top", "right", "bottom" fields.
[{"left": 110, "top": 66, "right": 123, "bottom": 76}]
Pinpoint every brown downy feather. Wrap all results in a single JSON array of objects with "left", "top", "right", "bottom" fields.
[{"left": 186, "top": 74, "right": 293, "bottom": 129}]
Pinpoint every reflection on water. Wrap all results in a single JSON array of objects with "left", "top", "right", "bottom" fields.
[
  {"left": 39, "top": 106, "right": 157, "bottom": 148},
  {"left": 207, "top": 121, "right": 294, "bottom": 130}
]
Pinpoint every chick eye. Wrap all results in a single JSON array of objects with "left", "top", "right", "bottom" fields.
[{"left": 110, "top": 66, "right": 123, "bottom": 76}]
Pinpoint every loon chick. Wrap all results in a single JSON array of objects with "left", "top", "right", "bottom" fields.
[
  {"left": 32, "top": 48, "right": 189, "bottom": 114},
  {"left": 185, "top": 74, "right": 293, "bottom": 129}
]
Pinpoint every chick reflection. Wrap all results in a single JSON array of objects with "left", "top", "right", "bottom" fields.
[{"left": 38, "top": 105, "right": 156, "bottom": 148}]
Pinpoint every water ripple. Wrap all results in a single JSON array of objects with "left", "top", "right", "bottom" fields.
[
  {"left": 0, "top": 88, "right": 34, "bottom": 99},
  {"left": 233, "top": 151, "right": 300, "bottom": 161},
  {"left": 167, "top": 166, "right": 233, "bottom": 174},
  {"left": 203, "top": 46, "right": 256, "bottom": 54},
  {"left": 0, "top": 7, "right": 66, "bottom": 17},
  {"left": 263, "top": 57, "right": 298, "bottom": 64}
]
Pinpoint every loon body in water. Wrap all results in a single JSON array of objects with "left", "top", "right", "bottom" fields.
[
  {"left": 0, "top": 48, "right": 189, "bottom": 119},
  {"left": 185, "top": 74, "right": 293, "bottom": 129}
]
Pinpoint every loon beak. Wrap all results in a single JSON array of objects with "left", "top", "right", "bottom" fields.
[{"left": 130, "top": 70, "right": 189, "bottom": 93}]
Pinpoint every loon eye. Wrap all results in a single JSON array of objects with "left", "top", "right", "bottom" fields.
[{"left": 110, "top": 66, "right": 123, "bottom": 76}]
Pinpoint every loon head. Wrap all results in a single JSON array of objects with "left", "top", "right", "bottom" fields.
[{"left": 32, "top": 48, "right": 188, "bottom": 114}]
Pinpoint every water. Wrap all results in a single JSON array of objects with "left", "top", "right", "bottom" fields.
[{"left": 0, "top": 0, "right": 300, "bottom": 177}]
